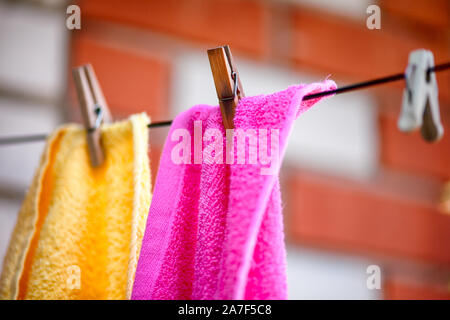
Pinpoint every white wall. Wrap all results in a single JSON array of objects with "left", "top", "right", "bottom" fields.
[
  {"left": 287, "top": 246, "right": 381, "bottom": 299},
  {"left": 0, "top": 2, "right": 66, "bottom": 266}
]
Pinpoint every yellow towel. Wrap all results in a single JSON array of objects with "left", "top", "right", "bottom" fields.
[{"left": 0, "top": 113, "right": 151, "bottom": 300}]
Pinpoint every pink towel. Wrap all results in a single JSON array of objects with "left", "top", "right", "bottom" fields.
[{"left": 132, "top": 80, "right": 336, "bottom": 300}]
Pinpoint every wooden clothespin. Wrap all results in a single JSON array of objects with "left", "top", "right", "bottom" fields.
[
  {"left": 208, "top": 45, "right": 245, "bottom": 129},
  {"left": 72, "top": 64, "right": 112, "bottom": 167},
  {"left": 398, "top": 49, "right": 443, "bottom": 142}
]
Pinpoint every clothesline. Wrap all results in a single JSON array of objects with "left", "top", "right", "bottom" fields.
[{"left": 0, "top": 62, "right": 449, "bottom": 146}]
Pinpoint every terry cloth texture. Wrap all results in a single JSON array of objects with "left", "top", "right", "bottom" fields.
[
  {"left": 0, "top": 113, "right": 151, "bottom": 300},
  {"left": 132, "top": 80, "right": 336, "bottom": 300}
]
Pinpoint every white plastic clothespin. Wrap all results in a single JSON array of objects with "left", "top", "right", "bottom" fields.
[{"left": 398, "top": 49, "right": 443, "bottom": 142}]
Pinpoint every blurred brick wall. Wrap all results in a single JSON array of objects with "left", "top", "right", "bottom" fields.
[
  {"left": 69, "top": 0, "right": 450, "bottom": 299},
  {"left": 0, "top": 1, "right": 67, "bottom": 271}
]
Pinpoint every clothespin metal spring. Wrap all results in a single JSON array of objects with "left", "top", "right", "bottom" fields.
[
  {"left": 219, "top": 72, "right": 239, "bottom": 102},
  {"left": 87, "top": 106, "right": 104, "bottom": 134}
]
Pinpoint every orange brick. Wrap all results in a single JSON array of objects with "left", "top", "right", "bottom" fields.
[
  {"left": 384, "top": 275, "right": 450, "bottom": 300},
  {"left": 70, "top": 32, "right": 170, "bottom": 118},
  {"left": 149, "top": 144, "right": 162, "bottom": 190},
  {"left": 380, "top": 0, "right": 450, "bottom": 29},
  {"left": 379, "top": 97, "right": 450, "bottom": 180},
  {"left": 283, "top": 169, "right": 450, "bottom": 267},
  {"left": 79, "top": 0, "right": 269, "bottom": 58}
]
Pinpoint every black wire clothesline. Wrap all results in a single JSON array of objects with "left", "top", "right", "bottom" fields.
[{"left": 0, "top": 62, "right": 449, "bottom": 146}]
